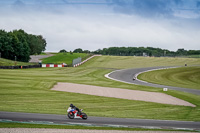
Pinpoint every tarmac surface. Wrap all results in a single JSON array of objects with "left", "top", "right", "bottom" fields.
[
  {"left": 107, "top": 66, "right": 200, "bottom": 95},
  {"left": 0, "top": 128, "right": 196, "bottom": 133},
  {"left": 29, "top": 53, "right": 53, "bottom": 63},
  {"left": 0, "top": 112, "right": 199, "bottom": 131}
]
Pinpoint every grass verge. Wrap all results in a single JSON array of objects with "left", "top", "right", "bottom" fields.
[
  {"left": 82, "top": 56, "right": 200, "bottom": 69},
  {"left": 138, "top": 66, "right": 200, "bottom": 90},
  {"left": 0, "top": 67, "right": 200, "bottom": 121},
  {"left": 0, "top": 56, "right": 200, "bottom": 121},
  {"left": 0, "top": 58, "right": 36, "bottom": 66},
  {"left": 0, "top": 122, "right": 197, "bottom": 132}
]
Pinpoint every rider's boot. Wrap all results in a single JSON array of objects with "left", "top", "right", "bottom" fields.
[
  {"left": 74, "top": 112, "right": 78, "bottom": 118},
  {"left": 77, "top": 111, "right": 81, "bottom": 115}
]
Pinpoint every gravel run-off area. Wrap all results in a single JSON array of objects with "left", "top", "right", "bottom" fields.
[
  {"left": 29, "top": 53, "right": 54, "bottom": 63},
  {"left": 0, "top": 128, "right": 195, "bottom": 133},
  {"left": 52, "top": 83, "right": 195, "bottom": 107}
]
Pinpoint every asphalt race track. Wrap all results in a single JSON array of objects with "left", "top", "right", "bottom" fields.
[
  {"left": 107, "top": 66, "right": 200, "bottom": 95},
  {"left": 0, "top": 111, "right": 200, "bottom": 131}
]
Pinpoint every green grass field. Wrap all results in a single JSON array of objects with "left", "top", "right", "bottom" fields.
[
  {"left": 41, "top": 53, "right": 88, "bottom": 65},
  {"left": 181, "top": 55, "right": 200, "bottom": 58},
  {"left": 0, "top": 56, "right": 200, "bottom": 121},
  {"left": 138, "top": 66, "right": 200, "bottom": 90},
  {"left": 82, "top": 56, "right": 200, "bottom": 69},
  {"left": 0, "top": 58, "right": 35, "bottom": 66}
]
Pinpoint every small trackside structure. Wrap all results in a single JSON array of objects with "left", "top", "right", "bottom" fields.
[{"left": 73, "top": 55, "right": 101, "bottom": 67}]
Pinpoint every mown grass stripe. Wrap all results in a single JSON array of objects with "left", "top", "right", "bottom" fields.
[{"left": 0, "top": 56, "right": 200, "bottom": 121}]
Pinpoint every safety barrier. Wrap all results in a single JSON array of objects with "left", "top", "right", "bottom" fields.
[
  {"left": 0, "top": 55, "right": 101, "bottom": 69},
  {"left": 73, "top": 55, "right": 101, "bottom": 67},
  {"left": 42, "top": 64, "right": 66, "bottom": 68}
]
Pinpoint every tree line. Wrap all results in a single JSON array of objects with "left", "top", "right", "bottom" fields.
[
  {"left": 92, "top": 47, "right": 200, "bottom": 57},
  {"left": 0, "top": 29, "right": 46, "bottom": 62},
  {"left": 59, "top": 48, "right": 90, "bottom": 54},
  {"left": 71, "top": 47, "right": 200, "bottom": 57}
]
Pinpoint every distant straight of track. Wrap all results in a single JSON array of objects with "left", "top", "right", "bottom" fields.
[
  {"left": 107, "top": 66, "right": 200, "bottom": 95},
  {"left": 0, "top": 111, "right": 200, "bottom": 131}
]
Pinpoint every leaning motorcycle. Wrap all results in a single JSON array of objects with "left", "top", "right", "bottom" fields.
[{"left": 67, "top": 107, "right": 88, "bottom": 120}]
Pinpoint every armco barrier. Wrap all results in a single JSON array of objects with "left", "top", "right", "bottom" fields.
[
  {"left": 0, "top": 55, "right": 100, "bottom": 69},
  {"left": 73, "top": 55, "right": 102, "bottom": 67}
]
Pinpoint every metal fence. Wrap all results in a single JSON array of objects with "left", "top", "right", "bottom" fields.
[{"left": 72, "top": 57, "right": 82, "bottom": 66}]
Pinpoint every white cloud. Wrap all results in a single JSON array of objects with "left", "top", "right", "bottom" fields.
[{"left": 0, "top": 4, "right": 199, "bottom": 52}]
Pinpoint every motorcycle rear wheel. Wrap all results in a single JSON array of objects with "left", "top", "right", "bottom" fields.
[{"left": 68, "top": 112, "right": 74, "bottom": 119}]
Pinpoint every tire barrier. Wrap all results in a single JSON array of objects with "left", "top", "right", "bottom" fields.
[
  {"left": 73, "top": 55, "right": 101, "bottom": 67},
  {"left": 0, "top": 65, "right": 41, "bottom": 69}
]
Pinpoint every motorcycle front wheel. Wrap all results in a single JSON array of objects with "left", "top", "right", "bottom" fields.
[
  {"left": 81, "top": 113, "right": 87, "bottom": 120},
  {"left": 68, "top": 112, "right": 74, "bottom": 119}
]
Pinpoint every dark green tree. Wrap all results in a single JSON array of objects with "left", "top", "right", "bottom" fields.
[
  {"left": 12, "top": 29, "right": 30, "bottom": 62},
  {"left": 83, "top": 50, "right": 90, "bottom": 53},
  {"left": 73, "top": 48, "right": 83, "bottom": 53},
  {"left": 28, "top": 34, "right": 46, "bottom": 55},
  {"left": 59, "top": 49, "right": 67, "bottom": 53},
  {"left": 0, "top": 29, "right": 47, "bottom": 62},
  {"left": 0, "top": 30, "right": 12, "bottom": 59}
]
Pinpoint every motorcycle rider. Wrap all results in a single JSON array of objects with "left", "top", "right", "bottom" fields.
[{"left": 69, "top": 104, "right": 81, "bottom": 115}]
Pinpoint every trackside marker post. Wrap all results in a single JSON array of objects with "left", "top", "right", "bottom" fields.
[{"left": 163, "top": 88, "right": 168, "bottom": 91}]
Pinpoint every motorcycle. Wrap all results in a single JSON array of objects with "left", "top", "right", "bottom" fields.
[{"left": 67, "top": 107, "right": 88, "bottom": 120}]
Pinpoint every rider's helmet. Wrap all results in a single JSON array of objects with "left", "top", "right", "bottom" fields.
[{"left": 70, "top": 103, "right": 74, "bottom": 107}]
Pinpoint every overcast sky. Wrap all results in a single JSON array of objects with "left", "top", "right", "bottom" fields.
[{"left": 0, "top": 0, "right": 200, "bottom": 52}]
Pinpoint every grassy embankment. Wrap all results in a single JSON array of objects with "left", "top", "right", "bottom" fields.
[
  {"left": 0, "top": 56, "right": 200, "bottom": 121},
  {"left": 82, "top": 56, "right": 200, "bottom": 69},
  {"left": 0, "top": 58, "right": 35, "bottom": 66},
  {"left": 138, "top": 66, "right": 200, "bottom": 90},
  {"left": 41, "top": 53, "right": 89, "bottom": 65}
]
